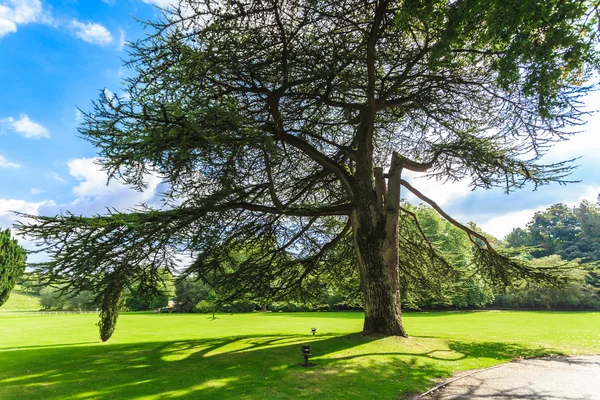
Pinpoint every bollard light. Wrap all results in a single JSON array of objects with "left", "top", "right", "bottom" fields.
[
  {"left": 301, "top": 345, "right": 312, "bottom": 367},
  {"left": 311, "top": 327, "right": 316, "bottom": 335}
]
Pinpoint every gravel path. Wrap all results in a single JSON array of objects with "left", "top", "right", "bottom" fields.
[{"left": 421, "top": 355, "right": 600, "bottom": 400}]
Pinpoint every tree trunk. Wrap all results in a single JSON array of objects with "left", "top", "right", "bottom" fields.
[
  {"left": 352, "top": 156, "right": 408, "bottom": 337},
  {"left": 354, "top": 219, "right": 407, "bottom": 336}
]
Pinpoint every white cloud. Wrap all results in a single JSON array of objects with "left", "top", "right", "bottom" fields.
[
  {"left": 0, "top": 0, "right": 50, "bottom": 37},
  {"left": 2, "top": 114, "right": 50, "bottom": 139},
  {"left": 0, "top": 154, "right": 19, "bottom": 168},
  {"left": 141, "top": 0, "right": 177, "bottom": 7},
  {"left": 117, "top": 29, "right": 126, "bottom": 50},
  {"left": 403, "top": 170, "right": 471, "bottom": 207},
  {"left": 74, "top": 108, "right": 83, "bottom": 122},
  {"left": 0, "top": 158, "right": 164, "bottom": 262},
  {"left": 475, "top": 185, "right": 600, "bottom": 239},
  {"left": 103, "top": 88, "right": 114, "bottom": 100},
  {"left": 478, "top": 207, "right": 545, "bottom": 240},
  {"left": 545, "top": 125, "right": 600, "bottom": 162},
  {"left": 30, "top": 188, "right": 44, "bottom": 194},
  {"left": 0, "top": 198, "right": 53, "bottom": 228},
  {"left": 0, "top": 198, "right": 57, "bottom": 264},
  {"left": 71, "top": 20, "right": 113, "bottom": 46},
  {"left": 69, "top": 158, "right": 116, "bottom": 197},
  {"left": 68, "top": 157, "right": 162, "bottom": 208}
]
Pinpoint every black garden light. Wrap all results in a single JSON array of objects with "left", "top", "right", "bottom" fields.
[
  {"left": 311, "top": 327, "right": 316, "bottom": 335},
  {"left": 301, "top": 345, "right": 312, "bottom": 367}
]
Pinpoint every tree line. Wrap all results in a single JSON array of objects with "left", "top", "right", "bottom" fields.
[
  {"left": 172, "top": 198, "right": 600, "bottom": 312},
  {"left": 6, "top": 196, "right": 600, "bottom": 317}
]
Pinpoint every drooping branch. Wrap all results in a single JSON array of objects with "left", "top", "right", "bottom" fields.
[
  {"left": 399, "top": 179, "right": 570, "bottom": 286},
  {"left": 399, "top": 178, "right": 492, "bottom": 248}
]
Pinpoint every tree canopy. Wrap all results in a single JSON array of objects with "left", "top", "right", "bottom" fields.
[{"left": 16, "top": 0, "right": 600, "bottom": 339}]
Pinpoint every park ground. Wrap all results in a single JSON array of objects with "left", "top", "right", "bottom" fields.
[{"left": 1, "top": 311, "right": 599, "bottom": 399}]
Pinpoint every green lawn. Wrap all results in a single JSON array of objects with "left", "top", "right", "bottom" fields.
[
  {"left": 0, "top": 285, "right": 41, "bottom": 311},
  {"left": 0, "top": 311, "right": 599, "bottom": 399}
]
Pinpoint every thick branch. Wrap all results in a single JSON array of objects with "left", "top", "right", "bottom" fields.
[
  {"left": 262, "top": 149, "right": 284, "bottom": 210},
  {"left": 281, "top": 132, "right": 354, "bottom": 197},
  {"left": 390, "top": 151, "right": 440, "bottom": 173},
  {"left": 231, "top": 202, "right": 352, "bottom": 217},
  {"left": 373, "top": 167, "right": 387, "bottom": 210}
]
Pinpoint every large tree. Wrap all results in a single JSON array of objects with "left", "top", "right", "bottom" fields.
[
  {"left": 17, "top": 0, "right": 599, "bottom": 337},
  {"left": 0, "top": 229, "right": 26, "bottom": 307}
]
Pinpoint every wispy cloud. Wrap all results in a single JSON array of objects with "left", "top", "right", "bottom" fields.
[
  {"left": 74, "top": 108, "right": 83, "bottom": 122},
  {"left": 68, "top": 157, "right": 163, "bottom": 207},
  {"left": 30, "top": 187, "right": 44, "bottom": 194},
  {"left": 0, "top": 0, "right": 51, "bottom": 37},
  {"left": 45, "top": 171, "right": 66, "bottom": 183},
  {"left": 117, "top": 29, "right": 126, "bottom": 50},
  {"left": 0, "top": 154, "right": 19, "bottom": 168},
  {"left": 1, "top": 114, "right": 50, "bottom": 139},
  {"left": 71, "top": 20, "right": 112, "bottom": 46},
  {"left": 141, "top": 0, "right": 177, "bottom": 8}
]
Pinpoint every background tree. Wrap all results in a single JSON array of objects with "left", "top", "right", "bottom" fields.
[
  {"left": 505, "top": 199, "right": 600, "bottom": 297},
  {"left": 17, "top": 0, "right": 599, "bottom": 336},
  {"left": 0, "top": 229, "right": 26, "bottom": 308},
  {"left": 493, "top": 255, "right": 600, "bottom": 310},
  {"left": 174, "top": 275, "right": 212, "bottom": 312},
  {"left": 399, "top": 204, "right": 495, "bottom": 309},
  {"left": 126, "top": 268, "right": 174, "bottom": 311}
]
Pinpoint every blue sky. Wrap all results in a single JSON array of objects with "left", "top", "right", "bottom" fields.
[{"left": 0, "top": 0, "right": 599, "bottom": 252}]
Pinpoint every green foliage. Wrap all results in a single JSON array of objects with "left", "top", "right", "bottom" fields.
[
  {"left": 494, "top": 256, "right": 600, "bottom": 310},
  {"left": 97, "top": 282, "right": 126, "bottom": 342},
  {"left": 399, "top": 0, "right": 598, "bottom": 116},
  {"left": 193, "top": 299, "right": 214, "bottom": 313},
  {"left": 397, "top": 203, "right": 496, "bottom": 308},
  {"left": 126, "top": 269, "right": 174, "bottom": 311},
  {"left": 0, "top": 229, "right": 26, "bottom": 307},
  {"left": 19, "top": 272, "right": 43, "bottom": 295},
  {"left": 174, "top": 276, "right": 212, "bottom": 312},
  {"left": 39, "top": 287, "right": 65, "bottom": 310}
]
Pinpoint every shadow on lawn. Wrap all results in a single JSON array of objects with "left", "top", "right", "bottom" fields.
[{"left": 0, "top": 334, "right": 552, "bottom": 400}]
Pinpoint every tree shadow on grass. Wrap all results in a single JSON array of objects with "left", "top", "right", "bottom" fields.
[
  {"left": 0, "top": 334, "right": 554, "bottom": 400},
  {"left": 255, "top": 311, "right": 365, "bottom": 319}
]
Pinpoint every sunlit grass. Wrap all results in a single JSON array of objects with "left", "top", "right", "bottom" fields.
[
  {"left": 1, "top": 311, "right": 599, "bottom": 399},
  {"left": 0, "top": 285, "right": 41, "bottom": 311}
]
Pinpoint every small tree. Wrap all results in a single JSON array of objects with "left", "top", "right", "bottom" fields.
[
  {"left": 97, "top": 271, "right": 127, "bottom": 342},
  {"left": 0, "top": 229, "right": 26, "bottom": 307}
]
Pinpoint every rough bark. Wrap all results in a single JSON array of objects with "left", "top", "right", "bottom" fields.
[{"left": 353, "top": 206, "right": 407, "bottom": 336}]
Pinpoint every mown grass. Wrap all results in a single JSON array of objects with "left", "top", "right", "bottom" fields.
[
  {"left": 0, "top": 311, "right": 599, "bottom": 399},
  {"left": 0, "top": 285, "right": 41, "bottom": 311}
]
